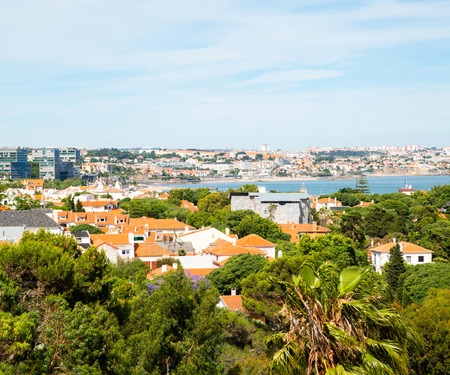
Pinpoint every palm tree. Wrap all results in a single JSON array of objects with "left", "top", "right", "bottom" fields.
[{"left": 268, "top": 263, "right": 413, "bottom": 374}]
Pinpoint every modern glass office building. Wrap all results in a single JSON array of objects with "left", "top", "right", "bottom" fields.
[
  {"left": 0, "top": 148, "right": 31, "bottom": 179},
  {"left": 31, "top": 148, "right": 75, "bottom": 180}
]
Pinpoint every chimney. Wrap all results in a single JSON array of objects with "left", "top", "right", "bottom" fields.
[
  {"left": 291, "top": 222, "right": 295, "bottom": 229},
  {"left": 393, "top": 238, "right": 396, "bottom": 243},
  {"left": 312, "top": 222, "right": 317, "bottom": 231},
  {"left": 161, "top": 264, "right": 167, "bottom": 272},
  {"left": 328, "top": 197, "right": 331, "bottom": 202},
  {"left": 334, "top": 197, "right": 337, "bottom": 203},
  {"left": 278, "top": 250, "right": 283, "bottom": 258},
  {"left": 225, "top": 227, "right": 230, "bottom": 235},
  {"left": 231, "top": 287, "right": 237, "bottom": 296},
  {"left": 360, "top": 201, "right": 363, "bottom": 206},
  {"left": 399, "top": 242, "right": 403, "bottom": 252},
  {"left": 172, "top": 263, "right": 178, "bottom": 269},
  {"left": 129, "top": 232, "right": 134, "bottom": 245},
  {"left": 232, "top": 238, "right": 237, "bottom": 245},
  {"left": 371, "top": 239, "right": 374, "bottom": 247}
]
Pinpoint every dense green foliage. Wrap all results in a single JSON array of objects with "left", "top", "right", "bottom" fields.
[
  {"left": 208, "top": 254, "right": 269, "bottom": 295},
  {"left": 121, "top": 197, "right": 191, "bottom": 221},
  {"left": 69, "top": 223, "right": 104, "bottom": 234},
  {"left": 401, "top": 262, "right": 450, "bottom": 306},
  {"left": 404, "top": 288, "right": 450, "bottom": 375}
]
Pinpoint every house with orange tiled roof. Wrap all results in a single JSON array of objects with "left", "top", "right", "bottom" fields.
[
  {"left": 280, "top": 222, "right": 331, "bottom": 241},
  {"left": 236, "top": 234, "right": 276, "bottom": 258},
  {"left": 91, "top": 233, "right": 135, "bottom": 260},
  {"left": 180, "top": 200, "right": 199, "bottom": 213},
  {"left": 312, "top": 197, "right": 343, "bottom": 210},
  {"left": 134, "top": 242, "right": 176, "bottom": 269},
  {"left": 146, "top": 264, "right": 176, "bottom": 279},
  {"left": 178, "top": 227, "right": 235, "bottom": 254},
  {"left": 128, "top": 217, "right": 194, "bottom": 235},
  {"left": 205, "top": 242, "right": 265, "bottom": 263},
  {"left": 370, "top": 240, "right": 433, "bottom": 273},
  {"left": 217, "top": 294, "right": 245, "bottom": 313},
  {"left": 55, "top": 210, "right": 129, "bottom": 229}
]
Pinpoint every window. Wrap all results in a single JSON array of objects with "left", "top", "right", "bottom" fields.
[
  {"left": 406, "top": 256, "right": 411, "bottom": 263},
  {"left": 418, "top": 256, "right": 424, "bottom": 263}
]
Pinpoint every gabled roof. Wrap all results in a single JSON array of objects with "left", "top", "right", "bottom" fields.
[
  {"left": 206, "top": 243, "right": 264, "bottom": 256},
  {"left": 180, "top": 200, "right": 199, "bottom": 213},
  {"left": 236, "top": 234, "right": 275, "bottom": 247},
  {"left": 135, "top": 242, "right": 175, "bottom": 257},
  {"left": 220, "top": 295, "right": 245, "bottom": 312},
  {"left": 0, "top": 209, "right": 59, "bottom": 228},
  {"left": 129, "top": 217, "right": 194, "bottom": 231},
  {"left": 90, "top": 233, "right": 130, "bottom": 246},
  {"left": 370, "top": 241, "right": 432, "bottom": 254}
]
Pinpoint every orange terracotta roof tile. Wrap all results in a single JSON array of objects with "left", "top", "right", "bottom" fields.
[
  {"left": 370, "top": 241, "right": 432, "bottom": 254},
  {"left": 207, "top": 244, "right": 264, "bottom": 256},
  {"left": 220, "top": 295, "right": 245, "bottom": 312},
  {"left": 236, "top": 234, "right": 275, "bottom": 247},
  {"left": 90, "top": 233, "right": 130, "bottom": 246},
  {"left": 135, "top": 243, "right": 175, "bottom": 257},
  {"left": 180, "top": 200, "right": 199, "bottom": 213},
  {"left": 129, "top": 217, "right": 194, "bottom": 231},
  {"left": 146, "top": 265, "right": 175, "bottom": 279}
]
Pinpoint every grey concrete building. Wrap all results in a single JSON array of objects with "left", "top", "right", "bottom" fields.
[{"left": 230, "top": 192, "right": 311, "bottom": 224}]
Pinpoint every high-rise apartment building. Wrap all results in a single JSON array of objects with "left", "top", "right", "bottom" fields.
[
  {"left": 0, "top": 147, "right": 31, "bottom": 179},
  {"left": 31, "top": 148, "right": 74, "bottom": 180}
]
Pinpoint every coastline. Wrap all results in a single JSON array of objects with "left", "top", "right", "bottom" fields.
[{"left": 150, "top": 173, "right": 448, "bottom": 186}]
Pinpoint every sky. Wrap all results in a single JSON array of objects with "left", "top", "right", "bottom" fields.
[{"left": 1, "top": 0, "right": 450, "bottom": 151}]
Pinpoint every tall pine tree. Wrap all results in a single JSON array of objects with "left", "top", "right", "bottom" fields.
[
  {"left": 384, "top": 243, "right": 406, "bottom": 300},
  {"left": 355, "top": 175, "right": 370, "bottom": 194}
]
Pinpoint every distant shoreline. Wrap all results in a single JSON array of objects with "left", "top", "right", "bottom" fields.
[{"left": 144, "top": 173, "right": 448, "bottom": 189}]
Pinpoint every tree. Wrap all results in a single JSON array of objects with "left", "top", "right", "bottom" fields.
[
  {"left": 384, "top": 244, "right": 406, "bottom": 301},
  {"left": 208, "top": 253, "right": 269, "bottom": 294},
  {"left": 197, "top": 192, "right": 230, "bottom": 213},
  {"left": 70, "top": 224, "right": 103, "bottom": 234},
  {"left": 419, "top": 220, "right": 450, "bottom": 260},
  {"left": 268, "top": 263, "right": 411, "bottom": 374},
  {"left": 401, "top": 262, "right": 450, "bottom": 307},
  {"left": 404, "top": 288, "right": 450, "bottom": 375},
  {"left": 234, "top": 215, "right": 290, "bottom": 243},
  {"left": 355, "top": 175, "right": 370, "bottom": 194}
]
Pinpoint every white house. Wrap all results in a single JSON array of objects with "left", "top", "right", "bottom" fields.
[
  {"left": 370, "top": 240, "right": 433, "bottom": 273},
  {"left": 177, "top": 227, "right": 235, "bottom": 254}
]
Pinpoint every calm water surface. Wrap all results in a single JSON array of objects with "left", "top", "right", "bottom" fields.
[{"left": 160, "top": 175, "right": 449, "bottom": 196}]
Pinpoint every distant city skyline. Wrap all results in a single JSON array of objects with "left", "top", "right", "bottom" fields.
[{"left": 1, "top": 0, "right": 450, "bottom": 149}]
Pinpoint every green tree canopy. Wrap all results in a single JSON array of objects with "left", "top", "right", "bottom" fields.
[
  {"left": 208, "top": 253, "right": 269, "bottom": 295},
  {"left": 69, "top": 223, "right": 103, "bottom": 234}
]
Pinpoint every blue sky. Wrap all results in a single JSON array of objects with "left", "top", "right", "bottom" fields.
[{"left": 1, "top": 0, "right": 449, "bottom": 150}]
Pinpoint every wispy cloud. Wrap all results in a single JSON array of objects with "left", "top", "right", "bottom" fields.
[{"left": 0, "top": 0, "right": 449, "bottom": 148}]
